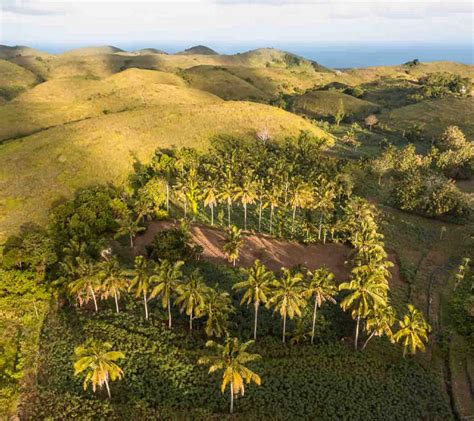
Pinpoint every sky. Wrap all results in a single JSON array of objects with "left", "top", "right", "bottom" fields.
[{"left": 0, "top": 0, "right": 473, "bottom": 52}]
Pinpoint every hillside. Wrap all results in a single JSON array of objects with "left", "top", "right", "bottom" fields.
[
  {"left": 60, "top": 45, "right": 125, "bottom": 56},
  {"left": 0, "top": 59, "right": 39, "bottom": 100},
  {"left": 178, "top": 45, "right": 219, "bottom": 55}
]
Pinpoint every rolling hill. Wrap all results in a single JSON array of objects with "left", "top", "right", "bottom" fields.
[{"left": 178, "top": 45, "right": 219, "bottom": 55}]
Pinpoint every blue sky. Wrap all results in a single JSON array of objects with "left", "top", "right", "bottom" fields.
[{"left": 1, "top": 0, "right": 472, "bottom": 49}]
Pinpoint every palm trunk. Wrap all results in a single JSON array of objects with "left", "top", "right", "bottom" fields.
[
  {"left": 258, "top": 202, "right": 262, "bottom": 232},
  {"left": 311, "top": 298, "right": 318, "bottom": 345},
  {"left": 184, "top": 201, "right": 187, "bottom": 219},
  {"left": 355, "top": 314, "right": 360, "bottom": 349},
  {"left": 114, "top": 291, "right": 120, "bottom": 314},
  {"left": 254, "top": 301, "right": 259, "bottom": 341},
  {"left": 90, "top": 286, "right": 98, "bottom": 312},
  {"left": 105, "top": 378, "right": 112, "bottom": 399},
  {"left": 211, "top": 203, "right": 214, "bottom": 226},
  {"left": 189, "top": 312, "right": 193, "bottom": 331},
  {"left": 362, "top": 331, "right": 376, "bottom": 350},
  {"left": 292, "top": 205, "right": 297, "bottom": 233},
  {"left": 318, "top": 214, "right": 323, "bottom": 240},
  {"left": 227, "top": 201, "right": 231, "bottom": 227},
  {"left": 270, "top": 204, "right": 274, "bottom": 235},
  {"left": 167, "top": 297, "right": 172, "bottom": 329},
  {"left": 233, "top": 258, "right": 236, "bottom": 267},
  {"left": 282, "top": 313, "right": 287, "bottom": 343},
  {"left": 130, "top": 234, "right": 134, "bottom": 249},
  {"left": 166, "top": 183, "right": 170, "bottom": 212},
  {"left": 143, "top": 290, "right": 148, "bottom": 320},
  {"left": 244, "top": 203, "right": 247, "bottom": 231},
  {"left": 230, "top": 382, "right": 234, "bottom": 414}
]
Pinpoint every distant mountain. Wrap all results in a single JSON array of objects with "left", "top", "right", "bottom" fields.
[
  {"left": 61, "top": 45, "right": 125, "bottom": 56},
  {"left": 177, "top": 45, "right": 219, "bottom": 55},
  {"left": 135, "top": 48, "right": 168, "bottom": 55}
]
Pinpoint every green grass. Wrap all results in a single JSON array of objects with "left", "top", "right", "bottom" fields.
[{"left": 0, "top": 60, "right": 38, "bottom": 100}]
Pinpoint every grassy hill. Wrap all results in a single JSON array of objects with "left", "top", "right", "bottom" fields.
[
  {"left": 291, "top": 90, "right": 380, "bottom": 120},
  {"left": 61, "top": 45, "right": 125, "bottom": 56},
  {"left": 0, "top": 59, "right": 39, "bottom": 100},
  {"left": 380, "top": 96, "right": 474, "bottom": 139},
  {"left": 178, "top": 45, "right": 219, "bottom": 55}
]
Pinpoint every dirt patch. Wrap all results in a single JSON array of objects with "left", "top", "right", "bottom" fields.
[{"left": 135, "top": 220, "right": 403, "bottom": 285}]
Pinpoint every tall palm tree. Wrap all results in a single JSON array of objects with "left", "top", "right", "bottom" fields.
[
  {"left": 223, "top": 225, "right": 243, "bottom": 267},
  {"left": 314, "top": 178, "right": 336, "bottom": 241},
  {"left": 129, "top": 256, "right": 153, "bottom": 320},
  {"left": 268, "top": 268, "right": 306, "bottom": 343},
  {"left": 198, "top": 337, "right": 261, "bottom": 414},
  {"left": 218, "top": 169, "right": 236, "bottom": 227},
  {"left": 266, "top": 183, "right": 281, "bottom": 236},
  {"left": 233, "top": 260, "right": 273, "bottom": 340},
  {"left": 362, "top": 305, "right": 396, "bottom": 350},
  {"left": 150, "top": 259, "right": 184, "bottom": 329},
  {"left": 68, "top": 258, "right": 100, "bottom": 312},
  {"left": 339, "top": 264, "right": 389, "bottom": 349},
  {"left": 204, "top": 287, "right": 233, "bottom": 338},
  {"left": 151, "top": 150, "right": 175, "bottom": 212},
  {"left": 304, "top": 267, "right": 337, "bottom": 345},
  {"left": 393, "top": 304, "right": 431, "bottom": 356},
  {"left": 73, "top": 339, "right": 125, "bottom": 399},
  {"left": 290, "top": 182, "right": 313, "bottom": 233},
  {"left": 203, "top": 180, "right": 219, "bottom": 226},
  {"left": 175, "top": 269, "right": 208, "bottom": 331},
  {"left": 234, "top": 176, "right": 258, "bottom": 231},
  {"left": 97, "top": 257, "right": 129, "bottom": 313}
]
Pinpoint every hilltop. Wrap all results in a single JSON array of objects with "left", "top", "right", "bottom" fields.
[{"left": 178, "top": 45, "right": 219, "bottom": 55}]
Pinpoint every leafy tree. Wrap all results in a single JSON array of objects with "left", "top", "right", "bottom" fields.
[
  {"left": 234, "top": 260, "right": 274, "bottom": 340},
  {"left": 364, "top": 114, "right": 378, "bottom": 130},
  {"left": 175, "top": 269, "right": 208, "bottom": 331},
  {"left": 97, "top": 257, "right": 129, "bottom": 313},
  {"left": 304, "top": 267, "right": 337, "bottom": 345},
  {"left": 362, "top": 305, "right": 396, "bottom": 350},
  {"left": 150, "top": 259, "right": 184, "bottom": 329},
  {"left": 268, "top": 268, "right": 307, "bottom": 343},
  {"left": 73, "top": 339, "right": 125, "bottom": 399},
  {"left": 204, "top": 287, "right": 234, "bottom": 337},
  {"left": 393, "top": 304, "right": 431, "bottom": 356},
  {"left": 112, "top": 198, "right": 144, "bottom": 248},
  {"left": 129, "top": 256, "right": 153, "bottom": 320},
  {"left": 223, "top": 225, "right": 243, "bottom": 266},
  {"left": 135, "top": 178, "right": 167, "bottom": 220},
  {"left": 149, "top": 226, "right": 197, "bottom": 262},
  {"left": 198, "top": 337, "right": 261, "bottom": 414},
  {"left": 334, "top": 99, "right": 345, "bottom": 126}
]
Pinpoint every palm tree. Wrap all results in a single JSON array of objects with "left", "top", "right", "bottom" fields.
[
  {"left": 268, "top": 268, "right": 306, "bottom": 343},
  {"left": 339, "top": 264, "right": 389, "bottom": 349},
  {"left": 234, "top": 176, "right": 258, "bottom": 231},
  {"left": 73, "top": 339, "right": 125, "bottom": 399},
  {"left": 151, "top": 150, "right": 175, "bottom": 212},
  {"left": 198, "top": 337, "right": 261, "bottom": 414},
  {"left": 68, "top": 258, "right": 100, "bottom": 312},
  {"left": 266, "top": 183, "right": 281, "bottom": 236},
  {"left": 218, "top": 169, "right": 236, "bottom": 227},
  {"left": 393, "top": 304, "right": 431, "bottom": 356},
  {"left": 314, "top": 178, "right": 336, "bottom": 241},
  {"left": 97, "top": 257, "right": 129, "bottom": 313},
  {"left": 203, "top": 180, "right": 219, "bottom": 226},
  {"left": 204, "top": 287, "right": 234, "bottom": 337},
  {"left": 233, "top": 260, "right": 273, "bottom": 340},
  {"left": 362, "top": 305, "right": 396, "bottom": 350},
  {"left": 150, "top": 259, "right": 184, "bottom": 329},
  {"left": 290, "top": 182, "right": 313, "bottom": 233},
  {"left": 175, "top": 269, "right": 208, "bottom": 331},
  {"left": 304, "top": 267, "right": 337, "bottom": 345},
  {"left": 114, "top": 211, "right": 145, "bottom": 249},
  {"left": 223, "top": 225, "right": 243, "bottom": 267},
  {"left": 129, "top": 256, "right": 153, "bottom": 320}
]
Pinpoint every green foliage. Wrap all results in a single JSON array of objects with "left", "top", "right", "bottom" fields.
[
  {"left": 148, "top": 226, "right": 200, "bottom": 262},
  {"left": 419, "top": 72, "right": 472, "bottom": 98}
]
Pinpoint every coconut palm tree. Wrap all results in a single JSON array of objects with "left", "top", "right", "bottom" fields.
[
  {"left": 202, "top": 180, "right": 219, "bottom": 226},
  {"left": 150, "top": 259, "right": 184, "bottom": 329},
  {"left": 218, "top": 169, "right": 236, "bottom": 227},
  {"left": 339, "top": 264, "right": 389, "bottom": 349},
  {"left": 393, "top": 304, "right": 431, "bottom": 356},
  {"left": 129, "top": 256, "right": 153, "bottom": 320},
  {"left": 175, "top": 269, "right": 208, "bottom": 331},
  {"left": 234, "top": 176, "right": 258, "bottom": 231},
  {"left": 97, "top": 257, "right": 129, "bottom": 314},
  {"left": 223, "top": 225, "right": 243, "bottom": 267},
  {"left": 198, "top": 337, "right": 261, "bottom": 414},
  {"left": 362, "top": 304, "right": 396, "bottom": 350},
  {"left": 268, "top": 268, "right": 306, "bottom": 343},
  {"left": 204, "top": 287, "right": 234, "bottom": 338},
  {"left": 73, "top": 339, "right": 125, "bottom": 399},
  {"left": 151, "top": 150, "right": 175, "bottom": 212},
  {"left": 68, "top": 258, "right": 100, "bottom": 312},
  {"left": 314, "top": 178, "right": 336, "bottom": 241},
  {"left": 266, "top": 183, "right": 281, "bottom": 236},
  {"left": 233, "top": 260, "right": 273, "bottom": 340},
  {"left": 304, "top": 267, "right": 337, "bottom": 345},
  {"left": 290, "top": 182, "right": 313, "bottom": 233}
]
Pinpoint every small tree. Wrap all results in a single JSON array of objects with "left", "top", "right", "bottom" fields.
[
  {"left": 393, "top": 304, "right": 431, "bottom": 356},
  {"left": 365, "top": 114, "right": 378, "bottom": 131},
  {"left": 175, "top": 269, "right": 208, "bottom": 331},
  {"left": 223, "top": 225, "right": 243, "bottom": 266},
  {"left": 334, "top": 99, "right": 345, "bottom": 126},
  {"left": 73, "top": 339, "right": 125, "bottom": 399}
]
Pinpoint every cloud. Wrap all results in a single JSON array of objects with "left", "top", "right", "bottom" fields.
[
  {"left": 216, "top": 0, "right": 329, "bottom": 5},
  {"left": 1, "top": 0, "right": 64, "bottom": 16}
]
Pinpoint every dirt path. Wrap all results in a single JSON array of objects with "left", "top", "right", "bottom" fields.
[{"left": 134, "top": 220, "right": 403, "bottom": 285}]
